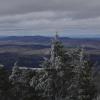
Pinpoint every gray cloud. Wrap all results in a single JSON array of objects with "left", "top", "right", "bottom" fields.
[
  {"left": 0, "top": 0, "right": 100, "bottom": 37},
  {"left": 0, "top": 0, "right": 100, "bottom": 19}
]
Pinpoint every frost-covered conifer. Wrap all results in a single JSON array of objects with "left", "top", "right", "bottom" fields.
[
  {"left": 41, "top": 34, "right": 74, "bottom": 100},
  {"left": 72, "top": 48, "right": 97, "bottom": 100},
  {"left": 9, "top": 62, "right": 21, "bottom": 83},
  {"left": 78, "top": 59, "right": 97, "bottom": 100}
]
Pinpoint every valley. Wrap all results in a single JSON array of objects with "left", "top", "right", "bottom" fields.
[{"left": 0, "top": 36, "right": 99, "bottom": 69}]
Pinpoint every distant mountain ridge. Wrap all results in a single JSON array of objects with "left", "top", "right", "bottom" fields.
[
  {"left": 0, "top": 36, "right": 99, "bottom": 41},
  {"left": 0, "top": 36, "right": 100, "bottom": 47}
]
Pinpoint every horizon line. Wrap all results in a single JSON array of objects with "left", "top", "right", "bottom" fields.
[{"left": 0, "top": 35, "right": 100, "bottom": 39}]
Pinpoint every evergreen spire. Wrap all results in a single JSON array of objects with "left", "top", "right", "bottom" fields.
[
  {"left": 50, "top": 33, "right": 59, "bottom": 67},
  {"left": 9, "top": 61, "right": 20, "bottom": 82},
  {"left": 80, "top": 46, "right": 85, "bottom": 64},
  {"left": 14, "top": 61, "right": 18, "bottom": 68},
  {"left": 54, "top": 32, "right": 59, "bottom": 41},
  {"left": 50, "top": 34, "right": 64, "bottom": 68}
]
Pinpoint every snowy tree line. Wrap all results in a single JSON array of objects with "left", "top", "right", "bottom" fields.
[{"left": 0, "top": 35, "right": 99, "bottom": 100}]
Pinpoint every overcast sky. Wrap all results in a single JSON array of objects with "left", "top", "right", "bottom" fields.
[{"left": 0, "top": 0, "right": 100, "bottom": 37}]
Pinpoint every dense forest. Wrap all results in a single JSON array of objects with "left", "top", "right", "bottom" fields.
[{"left": 0, "top": 35, "right": 99, "bottom": 100}]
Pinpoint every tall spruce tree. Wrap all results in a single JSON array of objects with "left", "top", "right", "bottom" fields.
[
  {"left": 78, "top": 63, "right": 97, "bottom": 100},
  {"left": 41, "top": 34, "right": 74, "bottom": 100},
  {"left": 70, "top": 48, "right": 85, "bottom": 100},
  {"left": 9, "top": 62, "right": 22, "bottom": 100},
  {"left": 77, "top": 48, "right": 97, "bottom": 100}
]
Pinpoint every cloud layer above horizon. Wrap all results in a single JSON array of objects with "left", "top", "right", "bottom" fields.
[{"left": 0, "top": 0, "right": 100, "bottom": 37}]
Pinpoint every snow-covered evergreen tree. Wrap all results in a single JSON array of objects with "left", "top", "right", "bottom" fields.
[
  {"left": 9, "top": 62, "right": 39, "bottom": 100},
  {"left": 41, "top": 34, "right": 74, "bottom": 100},
  {"left": 9, "top": 62, "right": 21, "bottom": 84},
  {"left": 70, "top": 48, "right": 85, "bottom": 100},
  {"left": 78, "top": 59, "right": 97, "bottom": 100},
  {"left": 69, "top": 47, "right": 97, "bottom": 100}
]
